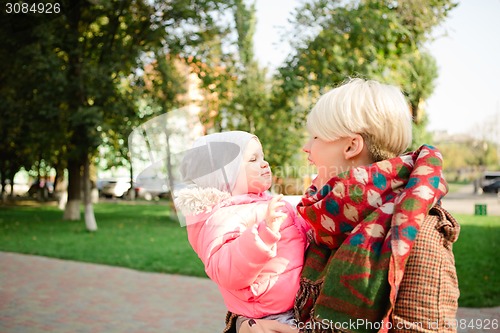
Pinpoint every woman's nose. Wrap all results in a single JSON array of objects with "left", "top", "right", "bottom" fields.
[{"left": 303, "top": 141, "right": 311, "bottom": 153}]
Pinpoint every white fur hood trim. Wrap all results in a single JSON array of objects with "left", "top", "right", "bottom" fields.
[{"left": 174, "top": 187, "right": 231, "bottom": 215}]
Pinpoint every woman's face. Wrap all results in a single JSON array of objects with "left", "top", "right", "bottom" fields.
[
  {"left": 303, "top": 135, "right": 351, "bottom": 187},
  {"left": 232, "top": 138, "right": 272, "bottom": 195}
]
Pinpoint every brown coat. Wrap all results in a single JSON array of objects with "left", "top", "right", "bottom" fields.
[{"left": 391, "top": 205, "right": 460, "bottom": 332}]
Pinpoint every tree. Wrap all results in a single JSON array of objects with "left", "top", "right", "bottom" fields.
[
  {"left": 275, "top": 0, "right": 457, "bottom": 147},
  {"left": 57, "top": 0, "right": 161, "bottom": 228},
  {"left": 434, "top": 134, "right": 499, "bottom": 182},
  {"left": 227, "top": 0, "right": 269, "bottom": 133},
  {"left": 187, "top": 0, "right": 305, "bottom": 173},
  {"left": 1, "top": 0, "right": 232, "bottom": 230},
  {"left": 60, "top": 0, "right": 231, "bottom": 227},
  {"left": 0, "top": 7, "right": 68, "bottom": 200}
]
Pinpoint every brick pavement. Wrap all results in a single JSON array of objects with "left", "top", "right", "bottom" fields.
[
  {"left": 0, "top": 252, "right": 227, "bottom": 333},
  {"left": 1, "top": 252, "right": 498, "bottom": 333}
]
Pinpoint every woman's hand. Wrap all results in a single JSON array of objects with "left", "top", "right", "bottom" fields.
[
  {"left": 239, "top": 318, "right": 298, "bottom": 333},
  {"left": 265, "top": 195, "right": 287, "bottom": 233}
]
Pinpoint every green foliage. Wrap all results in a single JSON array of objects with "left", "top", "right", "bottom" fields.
[
  {"left": 191, "top": 0, "right": 308, "bottom": 170},
  {"left": 275, "top": 0, "right": 457, "bottom": 147},
  {"left": 259, "top": 81, "right": 310, "bottom": 171},
  {"left": 411, "top": 114, "right": 433, "bottom": 150},
  {"left": 0, "top": 8, "right": 68, "bottom": 185},
  {"left": 396, "top": 51, "right": 439, "bottom": 122},
  {"left": 466, "top": 141, "right": 499, "bottom": 168},
  {"left": 435, "top": 138, "right": 499, "bottom": 181},
  {"left": 234, "top": 0, "right": 257, "bottom": 66},
  {"left": 212, "top": 0, "right": 267, "bottom": 135},
  {"left": 0, "top": 0, "right": 233, "bottom": 202}
]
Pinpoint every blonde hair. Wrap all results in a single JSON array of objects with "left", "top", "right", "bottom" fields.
[{"left": 307, "top": 78, "right": 413, "bottom": 161}]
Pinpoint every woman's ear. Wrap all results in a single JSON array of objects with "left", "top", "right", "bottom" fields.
[{"left": 343, "top": 134, "right": 365, "bottom": 160}]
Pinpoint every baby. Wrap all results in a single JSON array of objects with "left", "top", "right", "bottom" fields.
[{"left": 174, "top": 131, "right": 308, "bottom": 333}]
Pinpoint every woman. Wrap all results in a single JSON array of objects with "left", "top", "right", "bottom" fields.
[{"left": 224, "top": 78, "right": 460, "bottom": 333}]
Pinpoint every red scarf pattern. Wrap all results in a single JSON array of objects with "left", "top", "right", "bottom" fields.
[{"left": 295, "top": 145, "right": 448, "bottom": 332}]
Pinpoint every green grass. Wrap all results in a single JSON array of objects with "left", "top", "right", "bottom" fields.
[
  {"left": 447, "top": 182, "right": 469, "bottom": 194},
  {"left": 0, "top": 204, "right": 498, "bottom": 307},
  {"left": 452, "top": 214, "right": 499, "bottom": 307},
  {"left": 0, "top": 202, "right": 206, "bottom": 277}
]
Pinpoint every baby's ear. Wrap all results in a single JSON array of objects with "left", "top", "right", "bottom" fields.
[{"left": 344, "top": 134, "right": 364, "bottom": 160}]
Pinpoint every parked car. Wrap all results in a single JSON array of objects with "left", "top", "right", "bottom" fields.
[
  {"left": 482, "top": 180, "right": 500, "bottom": 194},
  {"left": 134, "top": 177, "right": 169, "bottom": 201},
  {"left": 100, "top": 179, "right": 131, "bottom": 198},
  {"left": 96, "top": 179, "right": 111, "bottom": 193}
]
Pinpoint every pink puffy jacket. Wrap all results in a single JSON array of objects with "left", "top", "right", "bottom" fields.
[{"left": 177, "top": 188, "right": 309, "bottom": 318}]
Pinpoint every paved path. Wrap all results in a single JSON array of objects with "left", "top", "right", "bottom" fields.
[
  {"left": 284, "top": 187, "right": 500, "bottom": 217},
  {"left": 1, "top": 252, "right": 499, "bottom": 333},
  {"left": 441, "top": 184, "right": 500, "bottom": 216},
  {"left": 0, "top": 252, "right": 227, "bottom": 333}
]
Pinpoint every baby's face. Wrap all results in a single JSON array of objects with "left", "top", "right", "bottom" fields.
[{"left": 232, "top": 138, "right": 272, "bottom": 195}]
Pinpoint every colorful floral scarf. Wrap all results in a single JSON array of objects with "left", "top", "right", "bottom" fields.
[{"left": 295, "top": 145, "right": 448, "bottom": 333}]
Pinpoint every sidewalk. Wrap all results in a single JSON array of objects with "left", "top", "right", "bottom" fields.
[
  {"left": 1, "top": 252, "right": 499, "bottom": 333},
  {"left": 441, "top": 184, "right": 500, "bottom": 216},
  {"left": 0, "top": 252, "right": 227, "bottom": 333}
]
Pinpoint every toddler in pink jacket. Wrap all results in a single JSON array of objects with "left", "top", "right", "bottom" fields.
[{"left": 174, "top": 131, "right": 308, "bottom": 333}]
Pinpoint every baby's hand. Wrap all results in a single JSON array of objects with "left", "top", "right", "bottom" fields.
[
  {"left": 239, "top": 318, "right": 298, "bottom": 333},
  {"left": 265, "top": 194, "right": 287, "bottom": 233}
]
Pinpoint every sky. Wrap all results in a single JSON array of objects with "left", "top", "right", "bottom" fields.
[{"left": 253, "top": 0, "right": 500, "bottom": 136}]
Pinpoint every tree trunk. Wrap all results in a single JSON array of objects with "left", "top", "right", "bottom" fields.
[
  {"left": 164, "top": 132, "right": 178, "bottom": 220},
  {"left": 37, "top": 157, "right": 46, "bottom": 201},
  {"left": 128, "top": 152, "right": 135, "bottom": 200},
  {"left": 83, "top": 154, "right": 97, "bottom": 231},
  {"left": 63, "top": 158, "right": 82, "bottom": 220},
  {"left": 0, "top": 171, "right": 5, "bottom": 202},
  {"left": 9, "top": 174, "right": 15, "bottom": 198},
  {"left": 58, "top": 191, "right": 68, "bottom": 210},
  {"left": 0, "top": 159, "right": 4, "bottom": 200},
  {"left": 53, "top": 159, "right": 65, "bottom": 193},
  {"left": 63, "top": 0, "right": 83, "bottom": 220},
  {"left": 53, "top": 160, "right": 67, "bottom": 209}
]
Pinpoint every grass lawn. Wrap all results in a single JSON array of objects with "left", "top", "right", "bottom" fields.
[
  {"left": 447, "top": 182, "right": 469, "bottom": 194},
  {"left": 0, "top": 202, "right": 498, "bottom": 308},
  {"left": 452, "top": 214, "right": 499, "bottom": 307},
  {"left": 0, "top": 201, "right": 206, "bottom": 277}
]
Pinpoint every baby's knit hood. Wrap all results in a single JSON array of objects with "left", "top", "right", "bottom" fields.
[
  {"left": 174, "top": 131, "right": 256, "bottom": 223},
  {"left": 179, "top": 131, "right": 256, "bottom": 193}
]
